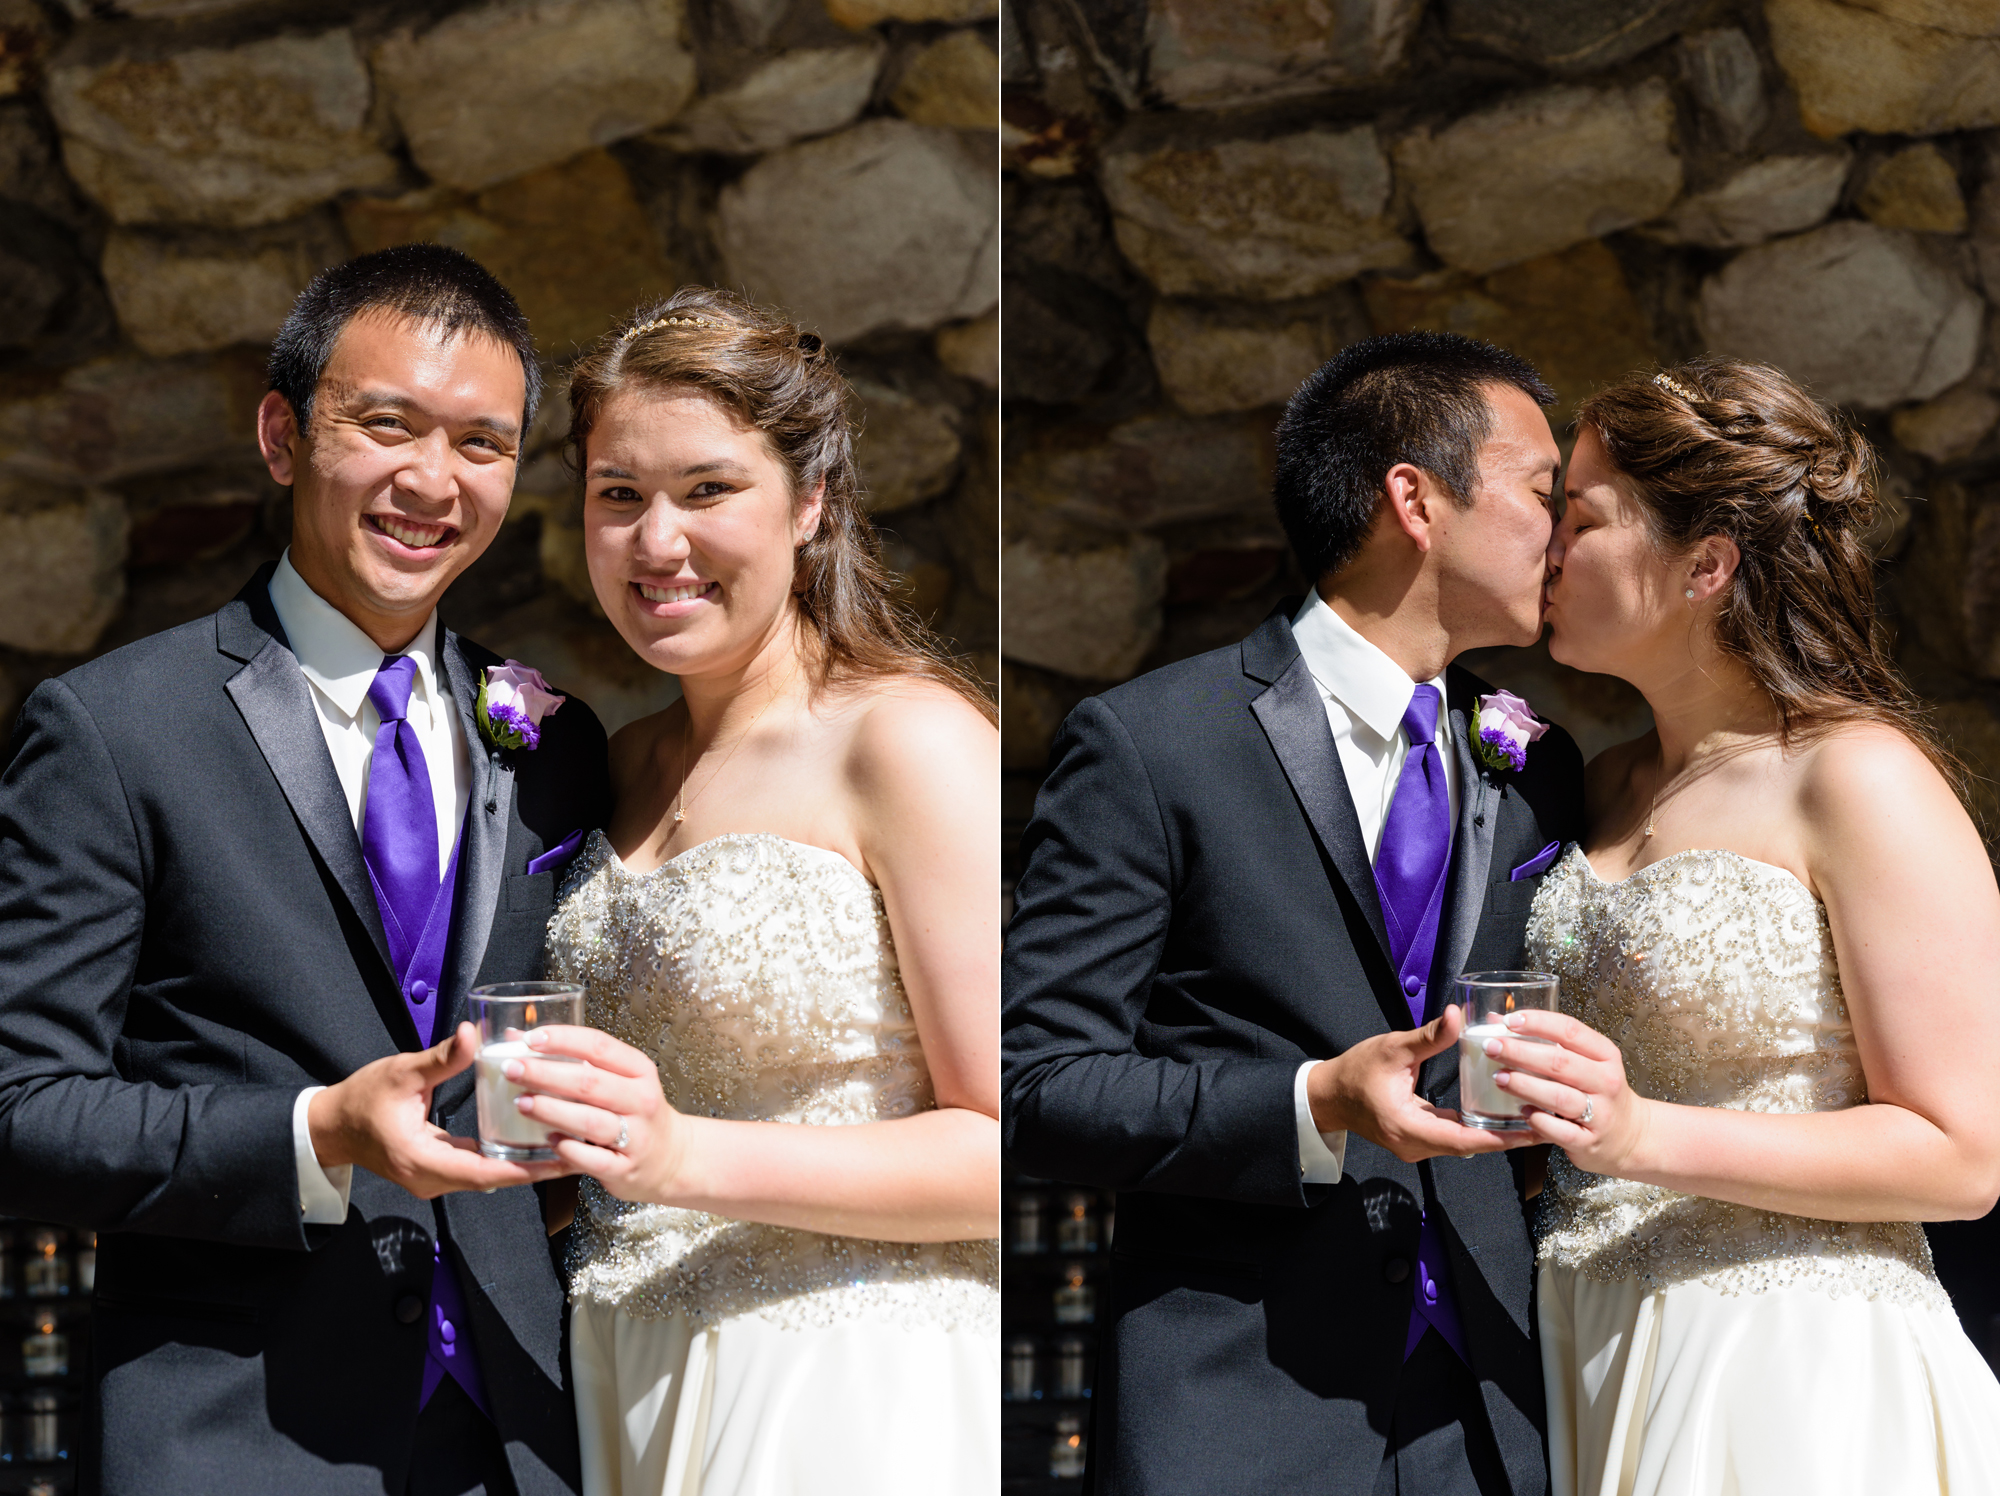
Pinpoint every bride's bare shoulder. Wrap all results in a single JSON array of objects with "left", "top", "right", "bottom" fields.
[{"left": 1795, "top": 719, "right": 1973, "bottom": 864}]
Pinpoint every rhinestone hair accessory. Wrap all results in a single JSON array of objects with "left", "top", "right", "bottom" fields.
[
  {"left": 621, "top": 314, "right": 729, "bottom": 341},
  {"left": 1653, "top": 371, "right": 1700, "bottom": 401}
]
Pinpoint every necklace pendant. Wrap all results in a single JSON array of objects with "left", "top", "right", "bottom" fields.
[{"left": 673, "top": 808, "right": 685, "bottom": 823}]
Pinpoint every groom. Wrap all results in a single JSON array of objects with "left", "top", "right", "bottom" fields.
[
  {"left": 0, "top": 245, "right": 607, "bottom": 1494},
  {"left": 1003, "top": 333, "right": 1585, "bottom": 1494}
]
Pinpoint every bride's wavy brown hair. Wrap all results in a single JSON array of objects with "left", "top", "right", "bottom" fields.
[
  {"left": 565, "top": 287, "right": 994, "bottom": 724},
  {"left": 1575, "top": 356, "right": 1963, "bottom": 795}
]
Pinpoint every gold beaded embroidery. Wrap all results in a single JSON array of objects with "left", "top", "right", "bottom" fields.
[
  {"left": 1526, "top": 846, "right": 1949, "bottom": 1312},
  {"left": 545, "top": 831, "right": 1000, "bottom": 1332}
]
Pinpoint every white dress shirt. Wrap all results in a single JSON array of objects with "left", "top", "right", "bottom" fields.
[
  {"left": 1288, "top": 590, "right": 1459, "bottom": 1184},
  {"left": 268, "top": 551, "right": 472, "bottom": 1222}
]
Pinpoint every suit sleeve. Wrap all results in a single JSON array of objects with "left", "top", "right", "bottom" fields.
[
  {"left": 0, "top": 680, "right": 309, "bottom": 1248},
  {"left": 1001, "top": 695, "right": 1312, "bottom": 1207}
]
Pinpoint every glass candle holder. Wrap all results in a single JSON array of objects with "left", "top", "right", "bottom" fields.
[
  {"left": 1055, "top": 1191, "right": 1096, "bottom": 1253},
  {"left": 22, "top": 1318, "right": 64, "bottom": 1379},
  {"left": 23, "top": 1393, "right": 59, "bottom": 1464},
  {"left": 1005, "top": 1337, "right": 1039, "bottom": 1402},
  {"left": 23, "top": 1231, "right": 66, "bottom": 1300},
  {"left": 470, "top": 983, "right": 585, "bottom": 1161},
  {"left": 1054, "top": 1336, "right": 1089, "bottom": 1400},
  {"left": 74, "top": 1233, "right": 95, "bottom": 1297},
  {"left": 1050, "top": 1414, "right": 1086, "bottom": 1478},
  {"left": 1008, "top": 1193, "right": 1046, "bottom": 1255},
  {"left": 1455, "top": 971, "right": 1560, "bottom": 1131},
  {"left": 1052, "top": 1261, "right": 1096, "bottom": 1326}
]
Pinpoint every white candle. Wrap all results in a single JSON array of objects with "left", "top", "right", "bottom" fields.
[
  {"left": 476, "top": 1040, "right": 578, "bottom": 1155},
  {"left": 1458, "top": 1023, "right": 1554, "bottom": 1129}
]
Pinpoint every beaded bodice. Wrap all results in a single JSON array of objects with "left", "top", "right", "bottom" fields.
[
  {"left": 1526, "top": 846, "right": 1947, "bottom": 1310},
  {"left": 545, "top": 831, "right": 998, "bottom": 1331}
]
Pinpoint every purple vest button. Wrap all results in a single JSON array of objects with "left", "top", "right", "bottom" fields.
[
  {"left": 410, "top": 980, "right": 430, "bottom": 1004},
  {"left": 438, "top": 1315, "right": 456, "bottom": 1348}
]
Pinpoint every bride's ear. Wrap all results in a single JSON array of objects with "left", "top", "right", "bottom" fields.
[{"left": 1687, "top": 535, "right": 1740, "bottom": 603}]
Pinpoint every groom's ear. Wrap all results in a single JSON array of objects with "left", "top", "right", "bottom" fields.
[
  {"left": 1380, "top": 461, "right": 1442, "bottom": 553},
  {"left": 257, "top": 390, "right": 303, "bottom": 487}
]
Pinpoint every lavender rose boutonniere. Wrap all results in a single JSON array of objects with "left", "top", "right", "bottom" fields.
[
  {"left": 1472, "top": 689, "right": 1548, "bottom": 775},
  {"left": 476, "top": 662, "right": 565, "bottom": 752}
]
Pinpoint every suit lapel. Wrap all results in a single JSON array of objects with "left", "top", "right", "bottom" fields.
[
  {"left": 1244, "top": 628, "right": 1395, "bottom": 980},
  {"left": 220, "top": 589, "right": 396, "bottom": 983},
  {"left": 439, "top": 632, "right": 512, "bottom": 1032}
]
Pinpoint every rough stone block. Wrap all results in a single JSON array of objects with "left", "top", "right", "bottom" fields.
[
  {"left": 1393, "top": 81, "right": 1682, "bottom": 275},
  {"left": 1364, "top": 238, "right": 1655, "bottom": 428},
  {"left": 1696, "top": 220, "right": 1984, "bottom": 411},
  {"left": 826, "top": 0, "right": 997, "bottom": 26},
  {"left": 1146, "top": 295, "right": 1364, "bottom": 416},
  {"left": 1643, "top": 152, "right": 1849, "bottom": 248},
  {"left": 1145, "top": 0, "right": 1423, "bottom": 109},
  {"left": 372, "top": 0, "right": 697, "bottom": 191},
  {"left": 0, "top": 0, "right": 53, "bottom": 100},
  {"left": 0, "top": 348, "right": 265, "bottom": 485},
  {"left": 43, "top": 27, "right": 398, "bottom": 228},
  {"left": 0, "top": 225, "right": 67, "bottom": 349},
  {"left": 1000, "top": 535, "right": 1165, "bottom": 681},
  {"left": 0, "top": 477, "right": 127, "bottom": 653},
  {"left": 1680, "top": 28, "right": 1768, "bottom": 153},
  {"left": 1767, "top": 0, "right": 2000, "bottom": 139},
  {"left": 851, "top": 377, "right": 962, "bottom": 515},
  {"left": 1006, "top": 411, "right": 1275, "bottom": 531},
  {"left": 342, "top": 149, "right": 678, "bottom": 359},
  {"left": 101, "top": 215, "right": 342, "bottom": 357},
  {"left": 934, "top": 311, "right": 997, "bottom": 388},
  {"left": 1442, "top": 0, "right": 1707, "bottom": 75},
  {"left": 1891, "top": 381, "right": 2000, "bottom": 463},
  {"left": 1099, "top": 125, "right": 1410, "bottom": 300},
  {"left": 891, "top": 29, "right": 996, "bottom": 129},
  {"left": 651, "top": 44, "right": 880, "bottom": 155},
  {"left": 1858, "top": 143, "right": 1967, "bottom": 234},
  {"left": 716, "top": 119, "right": 997, "bottom": 345}
]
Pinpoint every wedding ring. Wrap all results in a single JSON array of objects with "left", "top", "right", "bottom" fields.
[
  {"left": 1579, "top": 1098, "right": 1595, "bottom": 1127},
  {"left": 614, "top": 1120, "right": 630, "bottom": 1152}
]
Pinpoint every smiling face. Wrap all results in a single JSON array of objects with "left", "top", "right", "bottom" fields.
[
  {"left": 1543, "top": 424, "right": 1690, "bottom": 677},
  {"left": 1426, "top": 381, "right": 1564, "bottom": 649},
  {"left": 581, "top": 387, "right": 821, "bottom": 683},
  {"left": 259, "top": 309, "right": 525, "bottom": 650}
]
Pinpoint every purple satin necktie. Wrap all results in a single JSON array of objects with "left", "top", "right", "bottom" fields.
[
  {"left": 361, "top": 655, "right": 439, "bottom": 955},
  {"left": 356, "top": 656, "right": 489, "bottom": 1418},
  {"left": 1371, "top": 683, "right": 1469, "bottom": 1365}
]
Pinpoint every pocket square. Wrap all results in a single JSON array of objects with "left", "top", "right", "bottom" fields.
[
  {"left": 527, "top": 830, "right": 585, "bottom": 877},
  {"left": 1509, "top": 841, "right": 1561, "bottom": 882}
]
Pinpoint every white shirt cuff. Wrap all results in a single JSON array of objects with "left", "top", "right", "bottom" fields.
[
  {"left": 293, "top": 1086, "right": 353, "bottom": 1225},
  {"left": 1294, "top": 1060, "right": 1348, "bottom": 1184}
]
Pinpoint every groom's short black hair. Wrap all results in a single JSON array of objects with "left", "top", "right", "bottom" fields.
[
  {"left": 267, "top": 243, "right": 541, "bottom": 438},
  {"left": 1273, "top": 331, "right": 1555, "bottom": 583}
]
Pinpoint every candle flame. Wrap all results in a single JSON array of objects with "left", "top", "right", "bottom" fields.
[
  {"left": 1503, "top": 991, "right": 1516, "bottom": 1014},
  {"left": 525, "top": 1002, "right": 537, "bottom": 1025}
]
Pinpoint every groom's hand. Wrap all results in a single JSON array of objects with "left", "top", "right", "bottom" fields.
[
  {"left": 308, "top": 1023, "right": 568, "bottom": 1198},
  {"left": 1305, "top": 1004, "right": 1529, "bottom": 1163}
]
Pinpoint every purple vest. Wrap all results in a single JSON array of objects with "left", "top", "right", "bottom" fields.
[
  {"left": 370, "top": 819, "right": 490, "bottom": 1417},
  {"left": 1374, "top": 849, "right": 1470, "bottom": 1366}
]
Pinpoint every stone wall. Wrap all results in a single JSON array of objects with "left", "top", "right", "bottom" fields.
[
  {"left": 999, "top": 0, "right": 2000, "bottom": 859},
  {"left": 0, "top": 0, "right": 998, "bottom": 737}
]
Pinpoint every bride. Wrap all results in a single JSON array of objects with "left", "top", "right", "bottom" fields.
[
  {"left": 1487, "top": 356, "right": 2000, "bottom": 1493},
  {"left": 499, "top": 289, "right": 998, "bottom": 1493}
]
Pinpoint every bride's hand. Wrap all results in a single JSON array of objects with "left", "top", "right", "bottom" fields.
[
  {"left": 1480, "top": 1010, "right": 1654, "bottom": 1176},
  {"left": 505, "top": 1025, "right": 688, "bottom": 1203}
]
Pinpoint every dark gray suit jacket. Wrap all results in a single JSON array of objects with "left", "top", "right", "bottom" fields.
[
  {"left": 1002, "top": 605, "right": 1586, "bottom": 1496},
  {"left": 0, "top": 563, "right": 610, "bottom": 1495}
]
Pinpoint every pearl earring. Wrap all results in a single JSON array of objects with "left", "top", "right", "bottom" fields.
[{"left": 1684, "top": 588, "right": 1696, "bottom": 600}]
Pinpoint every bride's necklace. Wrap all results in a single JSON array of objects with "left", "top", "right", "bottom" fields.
[{"left": 672, "top": 684, "right": 783, "bottom": 825}]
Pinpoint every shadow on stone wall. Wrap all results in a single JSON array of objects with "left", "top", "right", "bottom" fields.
[
  {"left": 999, "top": 0, "right": 2000, "bottom": 864},
  {"left": 0, "top": 0, "right": 998, "bottom": 739}
]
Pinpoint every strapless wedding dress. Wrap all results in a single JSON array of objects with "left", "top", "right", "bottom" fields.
[
  {"left": 544, "top": 831, "right": 998, "bottom": 1496},
  {"left": 1526, "top": 846, "right": 2000, "bottom": 1494}
]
